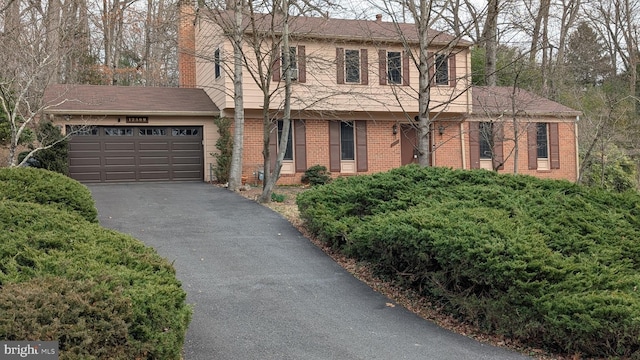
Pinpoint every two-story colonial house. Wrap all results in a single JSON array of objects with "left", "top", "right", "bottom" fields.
[
  {"left": 179, "top": 2, "right": 579, "bottom": 184},
  {"left": 43, "top": 2, "right": 578, "bottom": 183}
]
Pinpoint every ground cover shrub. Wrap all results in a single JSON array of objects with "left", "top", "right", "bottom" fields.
[
  {"left": 297, "top": 165, "right": 640, "bottom": 357},
  {"left": 0, "top": 167, "right": 97, "bottom": 222},
  {"left": 0, "top": 200, "right": 192, "bottom": 359}
]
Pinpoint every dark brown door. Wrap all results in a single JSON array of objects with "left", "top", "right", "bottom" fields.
[
  {"left": 401, "top": 125, "right": 418, "bottom": 165},
  {"left": 401, "top": 124, "right": 432, "bottom": 166}
]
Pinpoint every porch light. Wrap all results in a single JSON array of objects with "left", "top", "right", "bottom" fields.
[
  {"left": 438, "top": 124, "right": 445, "bottom": 136},
  {"left": 392, "top": 123, "right": 398, "bottom": 135}
]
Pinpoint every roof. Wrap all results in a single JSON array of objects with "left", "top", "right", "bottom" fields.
[
  {"left": 43, "top": 84, "right": 219, "bottom": 116},
  {"left": 208, "top": 10, "right": 472, "bottom": 47},
  {"left": 471, "top": 86, "right": 581, "bottom": 118}
]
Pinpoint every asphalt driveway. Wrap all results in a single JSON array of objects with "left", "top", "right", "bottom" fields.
[{"left": 89, "top": 182, "right": 531, "bottom": 360}]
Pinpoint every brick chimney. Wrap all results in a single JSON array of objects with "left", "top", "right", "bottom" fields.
[
  {"left": 178, "top": 0, "right": 196, "bottom": 88},
  {"left": 375, "top": 14, "right": 382, "bottom": 23}
]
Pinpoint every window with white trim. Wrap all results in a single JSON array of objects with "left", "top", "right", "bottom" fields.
[
  {"left": 345, "top": 50, "right": 360, "bottom": 83},
  {"left": 387, "top": 51, "right": 402, "bottom": 84},
  {"left": 435, "top": 54, "right": 449, "bottom": 85},
  {"left": 214, "top": 48, "right": 221, "bottom": 79}
]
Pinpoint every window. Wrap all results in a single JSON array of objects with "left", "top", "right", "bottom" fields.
[
  {"left": 282, "top": 46, "right": 297, "bottom": 80},
  {"left": 67, "top": 125, "right": 98, "bottom": 136},
  {"left": 340, "top": 121, "right": 355, "bottom": 160},
  {"left": 536, "top": 123, "right": 549, "bottom": 158},
  {"left": 172, "top": 128, "right": 199, "bottom": 136},
  {"left": 479, "top": 122, "right": 493, "bottom": 159},
  {"left": 139, "top": 128, "right": 167, "bottom": 136},
  {"left": 277, "top": 120, "right": 294, "bottom": 161},
  {"left": 329, "top": 121, "right": 367, "bottom": 173},
  {"left": 105, "top": 127, "right": 133, "bottom": 136},
  {"left": 528, "top": 122, "right": 559, "bottom": 170},
  {"left": 387, "top": 51, "right": 402, "bottom": 84},
  {"left": 345, "top": 50, "right": 360, "bottom": 83},
  {"left": 435, "top": 54, "right": 449, "bottom": 85},
  {"left": 214, "top": 48, "right": 221, "bottom": 79}
]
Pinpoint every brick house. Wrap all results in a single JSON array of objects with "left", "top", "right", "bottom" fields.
[
  {"left": 43, "top": 3, "right": 578, "bottom": 184},
  {"left": 180, "top": 3, "right": 579, "bottom": 184}
]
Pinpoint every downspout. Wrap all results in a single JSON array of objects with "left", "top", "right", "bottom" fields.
[
  {"left": 575, "top": 115, "right": 580, "bottom": 182},
  {"left": 460, "top": 121, "right": 466, "bottom": 169}
]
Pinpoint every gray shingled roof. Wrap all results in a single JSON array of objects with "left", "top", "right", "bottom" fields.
[
  {"left": 43, "top": 84, "right": 219, "bottom": 116},
  {"left": 209, "top": 10, "right": 472, "bottom": 47},
  {"left": 472, "top": 86, "right": 581, "bottom": 117}
]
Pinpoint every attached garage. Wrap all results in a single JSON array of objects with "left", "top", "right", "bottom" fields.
[
  {"left": 68, "top": 126, "right": 204, "bottom": 182},
  {"left": 44, "top": 85, "right": 219, "bottom": 183}
]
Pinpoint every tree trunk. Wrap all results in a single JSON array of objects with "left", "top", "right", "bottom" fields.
[
  {"left": 416, "top": 0, "right": 432, "bottom": 167},
  {"left": 259, "top": 0, "right": 292, "bottom": 203},
  {"left": 228, "top": 4, "right": 245, "bottom": 191},
  {"left": 482, "top": 0, "right": 499, "bottom": 86}
]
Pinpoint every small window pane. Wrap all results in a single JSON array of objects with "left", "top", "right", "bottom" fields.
[
  {"left": 105, "top": 127, "right": 133, "bottom": 136},
  {"left": 214, "top": 48, "right": 221, "bottom": 79},
  {"left": 387, "top": 51, "right": 402, "bottom": 84},
  {"left": 345, "top": 50, "right": 360, "bottom": 83},
  {"left": 479, "top": 122, "right": 493, "bottom": 159},
  {"left": 139, "top": 128, "right": 167, "bottom": 136},
  {"left": 172, "top": 128, "right": 199, "bottom": 136},
  {"left": 435, "top": 54, "right": 449, "bottom": 85},
  {"left": 277, "top": 120, "right": 294, "bottom": 161},
  {"left": 340, "top": 121, "right": 355, "bottom": 160},
  {"left": 67, "top": 125, "right": 98, "bottom": 136},
  {"left": 537, "top": 123, "right": 549, "bottom": 158}
]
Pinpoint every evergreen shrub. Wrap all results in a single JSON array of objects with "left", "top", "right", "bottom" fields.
[
  {"left": 0, "top": 201, "right": 192, "bottom": 360},
  {"left": 0, "top": 167, "right": 97, "bottom": 222},
  {"left": 296, "top": 165, "right": 640, "bottom": 357}
]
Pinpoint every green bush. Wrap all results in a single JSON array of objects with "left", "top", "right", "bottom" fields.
[
  {"left": 17, "top": 121, "right": 69, "bottom": 175},
  {"left": 212, "top": 116, "right": 233, "bottom": 183},
  {"left": 0, "top": 201, "right": 192, "bottom": 360},
  {"left": 0, "top": 167, "right": 97, "bottom": 222},
  {"left": 297, "top": 165, "right": 640, "bottom": 357},
  {"left": 271, "top": 192, "right": 286, "bottom": 202},
  {"left": 301, "top": 164, "right": 331, "bottom": 186}
]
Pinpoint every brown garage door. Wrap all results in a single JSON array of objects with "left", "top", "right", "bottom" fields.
[{"left": 67, "top": 126, "right": 203, "bottom": 183}]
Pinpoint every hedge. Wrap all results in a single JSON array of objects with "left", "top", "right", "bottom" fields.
[
  {"left": 0, "top": 201, "right": 191, "bottom": 360},
  {"left": 297, "top": 165, "right": 640, "bottom": 357},
  {"left": 0, "top": 167, "right": 97, "bottom": 222}
]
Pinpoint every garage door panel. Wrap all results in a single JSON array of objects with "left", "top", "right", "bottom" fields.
[
  {"left": 70, "top": 157, "right": 101, "bottom": 166},
  {"left": 104, "top": 156, "right": 136, "bottom": 166},
  {"left": 104, "top": 142, "right": 135, "bottom": 151},
  {"left": 139, "top": 171, "right": 170, "bottom": 180},
  {"left": 139, "top": 142, "right": 170, "bottom": 151},
  {"left": 172, "top": 156, "right": 202, "bottom": 165},
  {"left": 70, "top": 142, "right": 101, "bottom": 151},
  {"left": 69, "top": 126, "right": 203, "bottom": 183},
  {"left": 172, "top": 142, "right": 202, "bottom": 151},
  {"left": 105, "top": 171, "right": 138, "bottom": 181},
  {"left": 139, "top": 156, "right": 170, "bottom": 165},
  {"left": 71, "top": 172, "right": 102, "bottom": 182}
]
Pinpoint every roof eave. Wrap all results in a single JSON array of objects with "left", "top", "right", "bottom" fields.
[{"left": 45, "top": 109, "right": 219, "bottom": 117}]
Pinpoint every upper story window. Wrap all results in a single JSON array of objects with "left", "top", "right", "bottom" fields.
[
  {"left": 336, "top": 48, "right": 368, "bottom": 85},
  {"left": 273, "top": 45, "right": 306, "bottom": 83},
  {"left": 282, "top": 46, "right": 298, "bottom": 80},
  {"left": 214, "top": 48, "right": 221, "bottom": 79},
  {"left": 379, "top": 49, "right": 408, "bottom": 86},
  {"left": 387, "top": 51, "right": 402, "bottom": 84},
  {"left": 345, "top": 50, "right": 360, "bottom": 83},
  {"left": 435, "top": 54, "right": 449, "bottom": 85}
]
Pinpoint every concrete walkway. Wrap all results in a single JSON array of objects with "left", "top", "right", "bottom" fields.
[{"left": 89, "top": 182, "right": 531, "bottom": 360}]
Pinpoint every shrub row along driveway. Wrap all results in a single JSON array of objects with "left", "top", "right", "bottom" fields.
[{"left": 89, "top": 182, "right": 529, "bottom": 360}]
